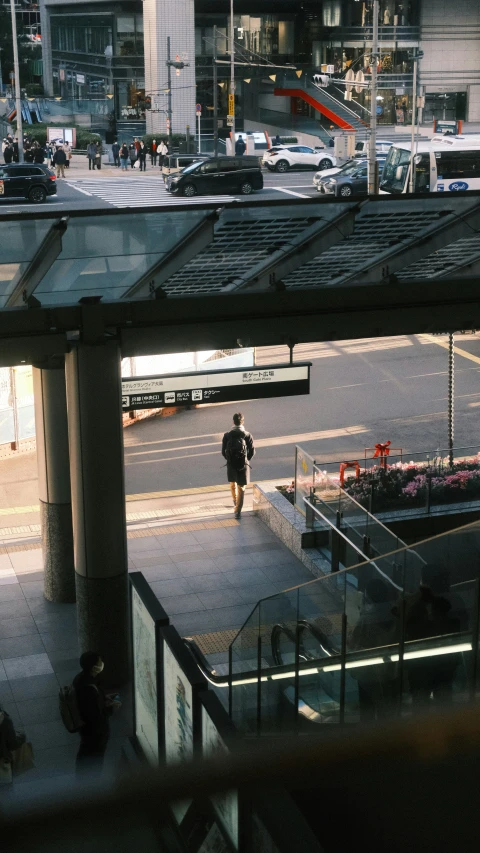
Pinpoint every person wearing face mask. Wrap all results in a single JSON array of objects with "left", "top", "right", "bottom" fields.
[{"left": 73, "top": 651, "right": 118, "bottom": 776}]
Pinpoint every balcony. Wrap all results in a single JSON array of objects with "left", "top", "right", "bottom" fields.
[{"left": 326, "top": 25, "right": 420, "bottom": 44}]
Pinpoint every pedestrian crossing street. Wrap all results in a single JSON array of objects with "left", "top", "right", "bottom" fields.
[{"left": 66, "top": 176, "right": 235, "bottom": 207}]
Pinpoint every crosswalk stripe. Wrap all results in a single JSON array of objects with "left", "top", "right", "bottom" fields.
[{"left": 66, "top": 178, "right": 236, "bottom": 207}]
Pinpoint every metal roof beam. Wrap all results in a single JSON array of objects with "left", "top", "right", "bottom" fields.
[
  {"left": 226, "top": 207, "right": 358, "bottom": 292},
  {"left": 337, "top": 203, "right": 480, "bottom": 286},
  {"left": 5, "top": 217, "right": 68, "bottom": 308},
  {"left": 124, "top": 212, "right": 218, "bottom": 299},
  {"left": 435, "top": 252, "right": 480, "bottom": 280}
]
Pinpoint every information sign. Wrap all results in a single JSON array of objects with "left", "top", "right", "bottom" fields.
[
  {"left": 196, "top": 103, "right": 202, "bottom": 116},
  {"left": 132, "top": 586, "right": 159, "bottom": 764},
  {"left": 202, "top": 706, "right": 238, "bottom": 849},
  {"left": 121, "top": 363, "right": 310, "bottom": 411},
  {"left": 228, "top": 93, "right": 235, "bottom": 114}
]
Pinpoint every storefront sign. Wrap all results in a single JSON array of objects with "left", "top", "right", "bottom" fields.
[
  {"left": 121, "top": 363, "right": 310, "bottom": 410},
  {"left": 76, "top": 73, "right": 85, "bottom": 85}
]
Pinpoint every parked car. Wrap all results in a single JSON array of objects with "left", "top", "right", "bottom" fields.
[
  {"left": 262, "top": 144, "right": 336, "bottom": 173},
  {"left": 162, "top": 154, "right": 205, "bottom": 182},
  {"left": 166, "top": 156, "right": 263, "bottom": 196},
  {"left": 316, "top": 157, "right": 386, "bottom": 197},
  {"left": 313, "top": 156, "right": 387, "bottom": 191},
  {"left": 0, "top": 163, "right": 57, "bottom": 203}
]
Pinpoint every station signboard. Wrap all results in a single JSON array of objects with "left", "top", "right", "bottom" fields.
[{"left": 121, "top": 363, "right": 310, "bottom": 411}]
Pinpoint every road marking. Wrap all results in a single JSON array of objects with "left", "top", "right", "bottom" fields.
[
  {"left": 0, "top": 202, "right": 66, "bottom": 210},
  {"left": 270, "top": 187, "right": 310, "bottom": 198},
  {"left": 66, "top": 178, "right": 235, "bottom": 207},
  {"left": 67, "top": 184, "right": 93, "bottom": 197},
  {"left": 419, "top": 334, "right": 480, "bottom": 366}
]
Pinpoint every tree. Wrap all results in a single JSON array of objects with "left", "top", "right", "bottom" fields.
[{"left": 0, "top": 9, "right": 41, "bottom": 90}]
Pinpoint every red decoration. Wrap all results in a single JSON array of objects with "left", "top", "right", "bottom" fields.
[
  {"left": 373, "top": 441, "right": 391, "bottom": 468},
  {"left": 339, "top": 460, "right": 360, "bottom": 487}
]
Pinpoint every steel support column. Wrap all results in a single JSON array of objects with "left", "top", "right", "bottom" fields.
[
  {"left": 65, "top": 340, "right": 129, "bottom": 685},
  {"left": 33, "top": 363, "right": 75, "bottom": 602}
]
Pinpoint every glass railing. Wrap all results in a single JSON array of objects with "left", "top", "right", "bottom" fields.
[
  {"left": 310, "top": 464, "right": 406, "bottom": 560},
  {"left": 228, "top": 519, "right": 480, "bottom": 735},
  {"left": 294, "top": 444, "right": 316, "bottom": 515},
  {"left": 310, "top": 444, "right": 480, "bottom": 516}
]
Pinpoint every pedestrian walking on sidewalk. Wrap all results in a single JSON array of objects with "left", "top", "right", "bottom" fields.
[
  {"left": 112, "top": 139, "right": 120, "bottom": 167},
  {"left": 87, "top": 141, "right": 97, "bottom": 171},
  {"left": 138, "top": 141, "right": 147, "bottom": 171},
  {"left": 95, "top": 141, "right": 102, "bottom": 170},
  {"left": 119, "top": 142, "right": 129, "bottom": 171},
  {"left": 158, "top": 139, "right": 168, "bottom": 169},
  {"left": 129, "top": 142, "right": 137, "bottom": 169},
  {"left": 150, "top": 139, "right": 157, "bottom": 166},
  {"left": 222, "top": 412, "right": 255, "bottom": 519},
  {"left": 73, "top": 651, "right": 120, "bottom": 779},
  {"left": 53, "top": 145, "right": 67, "bottom": 178},
  {"left": 63, "top": 142, "right": 72, "bottom": 168}
]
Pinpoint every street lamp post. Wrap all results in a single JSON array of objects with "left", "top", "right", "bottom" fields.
[
  {"left": 229, "top": 0, "right": 235, "bottom": 147},
  {"left": 408, "top": 48, "right": 423, "bottom": 194},
  {"left": 166, "top": 36, "right": 173, "bottom": 148},
  {"left": 367, "top": 0, "right": 379, "bottom": 194},
  {"left": 10, "top": 0, "right": 23, "bottom": 162}
]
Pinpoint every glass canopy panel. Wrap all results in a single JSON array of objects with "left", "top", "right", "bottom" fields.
[
  {"left": 28, "top": 210, "right": 211, "bottom": 305},
  {"left": 0, "top": 263, "right": 29, "bottom": 306}
]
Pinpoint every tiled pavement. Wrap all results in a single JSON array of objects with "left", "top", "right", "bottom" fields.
[{"left": 0, "top": 501, "right": 313, "bottom": 804}]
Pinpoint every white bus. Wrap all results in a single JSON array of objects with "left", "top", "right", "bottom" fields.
[{"left": 380, "top": 135, "right": 480, "bottom": 194}]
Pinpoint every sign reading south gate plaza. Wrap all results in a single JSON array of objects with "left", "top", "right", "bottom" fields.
[{"left": 121, "top": 363, "right": 311, "bottom": 411}]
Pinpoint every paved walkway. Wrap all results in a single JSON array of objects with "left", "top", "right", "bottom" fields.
[{"left": 0, "top": 486, "right": 312, "bottom": 804}]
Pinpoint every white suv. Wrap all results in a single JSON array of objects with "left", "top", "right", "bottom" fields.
[{"left": 262, "top": 144, "right": 336, "bottom": 173}]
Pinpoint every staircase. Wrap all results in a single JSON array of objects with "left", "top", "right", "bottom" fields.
[{"left": 274, "top": 72, "right": 369, "bottom": 134}]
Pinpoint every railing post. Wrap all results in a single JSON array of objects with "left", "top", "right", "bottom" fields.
[
  {"left": 331, "top": 530, "right": 340, "bottom": 572},
  {"left": 305, "top": 488, "right": 315, "bottom": 529},
  {"left": 256, "top": 634, "right": 262, "bottom": 737},
  {"left": 228, "top": 643, "right": 233, "bottom": 720},
  {"left": 339, "top": 612, "right": 347, "bottom": 725},
  {"left": 369, "top": 481, "right": 375, "bottom": 514},
  {"left": 470, "top": 578, "right": 480, "bottom": 702},
  {"left": 294, "top": 621, "right": 301, "bottom": 734},
  {"left": 396, "top": 594, "right": 406, "bottom": 717},
  {"left": 426, "top": 472, "right": 432, "bottom": 514}
]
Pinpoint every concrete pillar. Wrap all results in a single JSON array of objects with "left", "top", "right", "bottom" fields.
[
  {"left": 65, "top": 341, "right": 129, "bottom": 686},
  {"left": 143, "top": 0, "right": 196, "bottom": 135},
  {"left": 33, "top": 364, "right": 75, "bottom": 603}
]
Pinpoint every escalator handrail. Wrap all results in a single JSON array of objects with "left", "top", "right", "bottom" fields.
[{"left": 184, "top": 629, "right": 472, "bottom": 690}]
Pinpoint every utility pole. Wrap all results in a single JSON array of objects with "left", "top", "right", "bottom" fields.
[
  {"left": 367, "top": 0, "right": 379, "bottom": 194},
  {"left": 229, "top": 0, "right": 235, "bottom": 148},
  {"left": 448, "top": 332, "right": 455, "bottom": 467},
  {"left": 213, "top": 25, "right": 218, "bottom": 156},
  {"left": 166, "top": 36, "right": 172, "bottom": 147},
  {"left": 408, "top": 48, "right": 423, "bottom": 193},
  {"left": 10, "top": 0, "right": 23, "bottom": 162}
]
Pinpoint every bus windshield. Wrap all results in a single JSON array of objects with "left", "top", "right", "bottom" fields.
[{"left": 380, "top": 147, "right": 411, "bottom": 194}]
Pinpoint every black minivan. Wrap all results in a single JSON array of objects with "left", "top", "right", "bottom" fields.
[
  {"left": 166, "top": 156, "right": 263, "bottom": 197},
  {"left": 0, "top": 164, "right": 57, "bottom": 203}
]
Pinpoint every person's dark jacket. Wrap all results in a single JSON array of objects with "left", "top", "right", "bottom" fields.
[
  {"left": 53, "top": 148, "right": 67, "bottom": 166},
  {"left": 222, "top": 425, "right": 255, "bottom": 471},
  {"left": 138, "top": 144, "right": 147, "bottom": 162},
  {"left": 24, "top": 147, "right": 34, "bottom": 163},
  {"left": 0, "top": 709, "right": 24, "bottom": 762},
  {"left": 73, "top": 670, "right": 111, "bottom": 748},
  {"left": 3, "top": 145, "right": 13, "bottom": 164},
  {"left": 235, "top": 138, "right": 246, "bottom": 155},
  {"left": 87, "top": 142, "right": 97, "bottom": 161},
  {"left": 12, "top": 141, "right": 19, "bottom": 162},
  {"left": 112, "top": 142, "right": 120, "bottom": 158},
  {"left": 120, "top": 144, "right": 128, "bottom": 159},
  {"left": 33, "top": 146, "right": 45, "bottom": 164},
  {"left": 129, "top": 144, "right": 137, "bottom": 162}
]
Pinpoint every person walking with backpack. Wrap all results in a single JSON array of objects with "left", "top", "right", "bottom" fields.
[
  {"left": 72, "top": 651, "right": 119, "bottom": 777},
  {"left": 222, "top": 412, "right": 255, "bottom": 519}
]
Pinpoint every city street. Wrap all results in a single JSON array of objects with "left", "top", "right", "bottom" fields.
[
  {"left": 123, "top": 334, "right": 480, "bottom": 493},
  {"left": 1, "top": 333, "right": 479, "bottom": 512},
  {"left": 0, "top": 160, "right": 321, "bottom": 213}
]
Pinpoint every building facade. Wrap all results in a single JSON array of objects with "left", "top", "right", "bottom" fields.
[{"left": 37, "top": 0, "right": 480, "bottom": 139}]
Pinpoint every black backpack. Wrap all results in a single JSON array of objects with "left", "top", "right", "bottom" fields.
[{"left": 226, "top": 431, "right": 248, "bottom": 471}]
